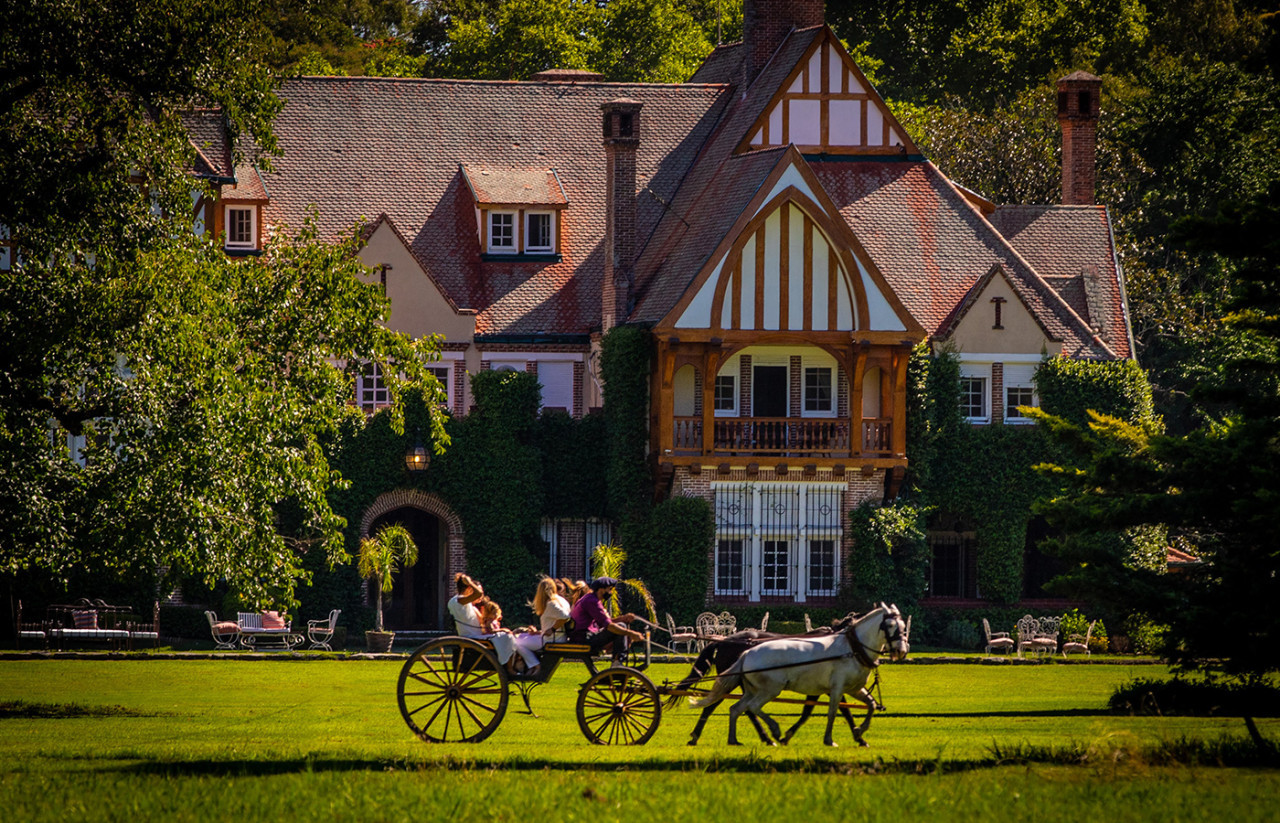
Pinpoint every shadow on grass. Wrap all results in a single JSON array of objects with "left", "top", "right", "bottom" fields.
[{"left": 0, "top": 701, "right": 164, "bottom": 719}]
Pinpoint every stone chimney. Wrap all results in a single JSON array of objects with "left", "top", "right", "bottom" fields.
[
  {"left": 1057, "top": 71, "right": 1102, "bottom": 205},
  {"left": 742, "top": 0, "right": 824, "bottom": 86},
  {"left": 601, "top": 98, "right": 642, "bottom": 331}
]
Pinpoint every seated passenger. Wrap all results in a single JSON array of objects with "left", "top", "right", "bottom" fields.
[{"left": 447, "top": 573, "right": 516, "bottom": 670}]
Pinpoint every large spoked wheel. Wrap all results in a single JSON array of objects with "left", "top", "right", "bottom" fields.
[
  {"left": 576, "top": 667, "right": 662, "bottom": 745},
  {"left": 398, "top": 637, "right": 509, "bottom": 743}
]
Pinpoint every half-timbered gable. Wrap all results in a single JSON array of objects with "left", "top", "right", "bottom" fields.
[{"left": 738, "top": 28, "right": 918, "bottom": 156}]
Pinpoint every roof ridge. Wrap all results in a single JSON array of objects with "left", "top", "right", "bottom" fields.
[
  {"left": 924, "top": 161, "right": 1117, "bottom": 357},
  {"left": 290, "top": 75, "right": 729, "bottom": 89}
]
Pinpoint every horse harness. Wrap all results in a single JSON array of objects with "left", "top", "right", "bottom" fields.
[{"left": 704, "top": 613, "right": 902, "bottom": 680}]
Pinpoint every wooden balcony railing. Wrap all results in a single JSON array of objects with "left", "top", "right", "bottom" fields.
[{"left": 671, "top": 417, "right": 893, "bottom": 457}]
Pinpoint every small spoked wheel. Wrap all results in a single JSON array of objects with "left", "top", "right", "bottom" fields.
[
  {"left": 397, "top": 637, "right": 509, "bottom": 742},
  {"left": 576, "top": 667, "right": 662, "bottom": 745}
]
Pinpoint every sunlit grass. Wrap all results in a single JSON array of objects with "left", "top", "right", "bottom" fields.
[{"left": 1, "top": 659, "right": 1276, "bottom": 821}]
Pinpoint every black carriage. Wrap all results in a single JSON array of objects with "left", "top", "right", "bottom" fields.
[{"left": 396, "top": 631, "right": 662, "bottom": 745}]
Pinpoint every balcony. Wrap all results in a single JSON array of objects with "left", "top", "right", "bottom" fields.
[{"left": 672, "top": 416, "right": 894, "bottom": 458}]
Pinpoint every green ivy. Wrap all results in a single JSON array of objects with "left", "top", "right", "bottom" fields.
[
  {"left": 601, "top": 325, "right": 652, "bottom": 528},
  {"left": 627, "top": 495, "right": 714, "bottom": 624},
  {"left": 846, "top": 500, "right": 929, "bottom": 614},
  {"left": 536, "top": 410, "right": 607, "bottom": 519},
  {"left": 1036, "top": 357, "right": 1155, "bottom": 426}
]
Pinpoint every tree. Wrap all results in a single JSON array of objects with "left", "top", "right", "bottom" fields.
[
  {"left": 358, "top": 523, "right": 419, "bottom": 632},
  {"left": 1031, "top": 184, "right": 1280, "bottom": 681},
  {"left": 0, "top": 225, "right": 447, "bottom": 607}
]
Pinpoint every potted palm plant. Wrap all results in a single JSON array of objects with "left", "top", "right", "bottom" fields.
[{"left": 358, "top": 524, "right": 418, "bottom": 653}]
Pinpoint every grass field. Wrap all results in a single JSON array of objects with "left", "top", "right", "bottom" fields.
[{"left": 1, "top": 657, "right": 1277, "bottom": 821}]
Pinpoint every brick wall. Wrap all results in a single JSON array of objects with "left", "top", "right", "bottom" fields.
[{"left": 991, "top": 362, "right": 1004, "bottom": 425}]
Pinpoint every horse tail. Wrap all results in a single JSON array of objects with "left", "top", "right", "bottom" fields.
[
  {"left": 689, "top": 657, "right": 743, "bottom": 708},
  {"left": 665, "top": 641, "right": 719, "bottom": 708}
]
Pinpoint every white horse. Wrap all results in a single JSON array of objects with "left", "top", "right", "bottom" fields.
[{"left": 690, "top": 603, "right": 909, "bottom": 747}]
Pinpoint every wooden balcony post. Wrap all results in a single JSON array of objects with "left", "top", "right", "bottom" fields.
[
  {"left": 892, "top": 345, "right": 909, "bottom": 457},
  {"left": 851, "top": 344, "right": 867, "bottom": 456},
  {"left": 658, "top": 339, "right": 675, "bottom": 458},
  {"left": 701, "top": 347, "right": 720, "bottom": 457}
]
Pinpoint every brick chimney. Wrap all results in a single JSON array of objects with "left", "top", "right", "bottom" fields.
[
  {"left": 742, "top": 0, "right": 824, "bottom": 85},
  {"left": 1057, "top": 71, "right": 1102, "bottom": 205},
  {"left": 601, "top": 98, "right": 642, "bottom": 331}
]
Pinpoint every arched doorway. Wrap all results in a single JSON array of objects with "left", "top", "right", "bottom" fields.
[{"left": 361, "top": 490, "right": 464, "bottom": 631}]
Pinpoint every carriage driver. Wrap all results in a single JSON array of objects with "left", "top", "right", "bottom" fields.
[{"left": 567, "top": 577, "right": 645, "bottom": 664}]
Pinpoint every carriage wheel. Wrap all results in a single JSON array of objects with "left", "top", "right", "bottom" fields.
[
  {"left": 576, "top": 667, "right": 662, "bottom": 745},
  {"left": 397, "top": 637, "right": 509, "bottom": 743}
]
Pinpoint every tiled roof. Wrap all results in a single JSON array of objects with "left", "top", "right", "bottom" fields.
[
  {"left": 221, "top": 164, "right": 269, "bottom": 202},
  {"left": 990, "top": 205, "right": 1132, "bottom": 358},
  {"left": 461, "top": 165, "right": 568, "bottom": 206},
  {"left": 632, "top": 28, "right": 824, "bottom": 323},
  {"left": 262, "top": 77, "right": 730, "bottom": 336},
  {"left": 688, "top": 42, "right": 745, "bottom": 84},
  {"left": 810, "top": 160, "right": 1115, "bottom": 358},
  {"left": 183, "top": 109, "right": 233, "bottom": 179}
]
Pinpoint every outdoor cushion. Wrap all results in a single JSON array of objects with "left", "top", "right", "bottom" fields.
[
  {"left": 72, "top": 609, "right": 98, "bottom": 629},
  {"left": 261, "top": 611, "right": 286, "bottom": 630},
  {"left": 212, "top": 621, "right": 239, "bottom": 633}
]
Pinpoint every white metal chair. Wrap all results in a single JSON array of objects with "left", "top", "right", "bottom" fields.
[
  {"left": 759, "top": 611, "right": 769, "bottom": 631},
  {"left": 308, "top": 609, "right": 341, "bottom": 651},
  {"left": 717, "top": 611, "right": 737, "bottom": 635},
  {"left": 664, "top": 613, "right": 697, "bottom": 654},
  {"left": 206, "top": 611, "right": 240, "bottom": 650},
  {"left": 1016, "top": 615, "right": 1040, "bottom": 658},
  {"left": 803, "top": 613, "right": 813, "bottom": 632},
  {"left": 1034, "top": 615, "right": 1061, "bottom": 655},
  {"left": 1062, "top": 620, "right": 1095, "bottom": 657},
  {"left": 695, "top": 612, "right": 722, "bottom": 649},
  {"left": 983, "top": 617, "right": 1015, "bottom": 655}
]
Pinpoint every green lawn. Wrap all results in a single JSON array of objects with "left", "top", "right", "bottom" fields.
[{"left": 1, "top": 658, "right": 1276, "bottom": 821}]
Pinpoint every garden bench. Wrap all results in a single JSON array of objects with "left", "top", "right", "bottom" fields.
[
  {"left": 16, "top": 600, "right": 50, "bottom": 650},
  {"left": 236, "top": 611, "right": 304, "bottom": 650},
  {"left": 40, "top": 599, "right": 158, "bottom": 650}
]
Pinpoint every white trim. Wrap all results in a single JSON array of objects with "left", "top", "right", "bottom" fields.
[
  {"left": 478, "top": 351, "right": 584, "bottom": 362},
  {"left": 487, "top": 210, "right": 516, "bottom": 253},
  {"left": 957, "top": 353, "right": 1046, "bottom": 364},
  {"left": 223, "top": 205, "right": 257, "bottom": 249},
  {"left": 524, "top": 211, "right": 555, "bottom": 253}
]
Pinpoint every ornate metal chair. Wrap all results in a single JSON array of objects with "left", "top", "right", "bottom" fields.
[
  {"left": 308, "top": 609, "right": 341, "bottom": 651},
  {"left": 983, "top": 618, "right": 1015, "bottom": 655},
  {"left": 664, "top": 613, "right": 697, "bottom": 654},
  {"left": 1016, "top": 615, "right": 1041, "bottom": 658},
  {"left": 1062, "top": 620, "right": 1095, "bottom": 657}
]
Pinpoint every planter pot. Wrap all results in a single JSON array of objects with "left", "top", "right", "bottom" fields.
[{"left": 366, "top": 630, "right": 395, "bottom": 653}]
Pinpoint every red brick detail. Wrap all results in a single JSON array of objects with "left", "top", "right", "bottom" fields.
[
  {"left": 602, "top": 99, "right": 643, "bottom": 330},
  {"left": 789, "top": 355, "right": 802, "bottom": 418},
  {"left": 991, "top": 362, "right": 1005, "bottom": 425},
  {"left": 453, "top": 362, "right": 467, "bottom": 416},
  {"left": 359, "top": 489, "right": 467, "bottom": 591},
  {"left": 558, "top": 520, "right": 585, "bottom": 578},
  {"left": 573, "top": 361, "right": 585, "bottom": 418},
  {"left": 693, "top": 367, "right": 703, "bottom": 416},
  {"left": 1057, "top": 73, "right": 1101, "bottom": 206},
  {"left": 837, "top": 364, "right": 849, "bottom": 420},
  {"left": 740, "top": 355, "right": 752, "bottom": 415},
  {"left": 743, "top": 0, "right": 824, "bottom": 84},
  {"left": 526, "top": 361, "right": 537, "bottom": 375}
]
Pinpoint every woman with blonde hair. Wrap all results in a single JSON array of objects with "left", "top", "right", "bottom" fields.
[{"left": 512, "top": 577, "right": 572, "bottom": 677}]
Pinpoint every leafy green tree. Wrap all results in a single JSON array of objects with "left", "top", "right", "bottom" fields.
[
  {"left": 0, "top": 226, "right": 445, "bottom": 606},
  {"left": 1031, "top": 184, "right": 1280, "bottom": 681},
  {"left": 593, "top": 0, "right": 715, "bottom": 83}
]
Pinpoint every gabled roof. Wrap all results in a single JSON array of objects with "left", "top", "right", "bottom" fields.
[
  {"left": 989, "top": 205, "right": 1133, "bottom": 358},
  {"left": 631, "top": 28, "right": 826, "bottom": 323},
  {"left": 360, "top": 213, "right": 465, "bottom": 314},
  {"left": 261, "top": 76, "right": 731, "bottom": 336},
  {"left": 940, "top": 263, "right": 1058, "bottom": 343},
  {"left": 183, "top": 108, "right": 234, "bottom": 180},
  {"left": 808, "top": 159, "right": 1116, "bottom": 358}
]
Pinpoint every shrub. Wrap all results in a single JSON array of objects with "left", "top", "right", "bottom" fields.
[
  {"left": 942, "top": 618, "right": 981, "bottom": 650},
  {"left": 627, "top": 496, "right": 713, "bottom": 624},
  {"left": 1109, "top": 678, "right": 1280, "bottom": 716}
]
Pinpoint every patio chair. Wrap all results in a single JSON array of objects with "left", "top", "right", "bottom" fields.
[
  {"left": 983, "top": 617, "right": 1015, "bottom": 655},
  {"left": 664, "top": 613, "right": 697, "bottom": 654},
  {"left": 759, "top": 611, "right": 769, "bottom": 631},
  {"left": 1062, "top": 621, "right": 1095, "bottom": 657},
  {"left": 308, "top": 609, "right": 341, "bottom": 651},
  {"left": 1015, "top": 615, "right": 1040, "bottom": 658},
  {"left": 695, "top": 612, "right": 723, "bottom": 649},
  {"left": 1034, "top": 615, "right": 1062, "bottom": 655},
  {"left": 717, "top": 611, "right": 737, "bottom": 635},
  {"left": 803, "top": 613, "right": 813, "bottom": 632},
  {"left": 206, "top": 611, "right": 240, "bottom": 650}
]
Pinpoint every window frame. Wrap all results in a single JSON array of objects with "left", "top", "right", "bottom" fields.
[
  {"left": 224, "top": 205, "right": 257, "bottom": 250},
  {"left": 487, "top": 210, "right": 516, "bottom": 253},
  {"left": 524, "top": 211, "right": 555, "bottom": 253},
  {"left": 356, "top": 362, "right": 390, "bottom": 411},
  {"left": 802, "top": 366, "right": 834, "bottom": 416}
]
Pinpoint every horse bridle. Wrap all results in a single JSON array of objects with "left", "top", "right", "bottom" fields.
[{"left": 845, "top": 612, "right": 906, "bottom": 668}]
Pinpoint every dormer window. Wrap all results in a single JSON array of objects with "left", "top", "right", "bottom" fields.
[
  {"left": 488, "top": 211, "right": 515, "bottom": 253},
  {"left": 462, "top": 165, "right": 568, "bottom": 261},
  {"left": 525, "top": 212, "right": 554, "bottom": 252},
  {"left": 225, "top": 205, "right": 257, "bottom": 250}
]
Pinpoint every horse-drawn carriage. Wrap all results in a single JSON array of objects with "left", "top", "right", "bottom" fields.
[{"left": 395, "top": 604, "right": 909, "bottom": 746}]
